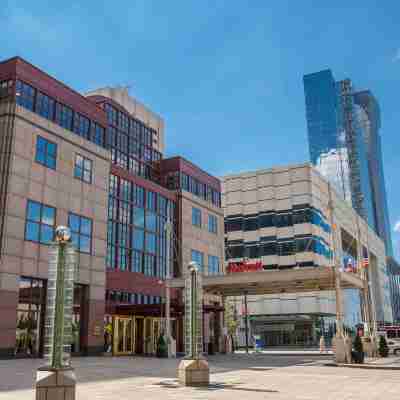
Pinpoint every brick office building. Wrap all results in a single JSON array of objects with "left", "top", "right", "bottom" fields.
[
  {"left": 0, "top": 57, "right": 224, "bottom": 358},
  {"left": 0, "top": 57, "right": 110, "bottom": 357}
]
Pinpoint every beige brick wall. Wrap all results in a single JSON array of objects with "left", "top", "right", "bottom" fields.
[
  {"left": 0, "top": 105, "right": 111, "bottom": 302},
  {"left": 223, "top": 163, "right": 391, "bottom": 321},
  {"left": 179, "top": 191, "right": 225, "bottom": 277}
]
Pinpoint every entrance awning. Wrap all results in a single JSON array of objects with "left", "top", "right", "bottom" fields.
[
  {"left": 114, "top": 302, "right": 224, "bottom": 316},
  {"left": 167, "top": 267, "right": 364, "bottom": 296}
]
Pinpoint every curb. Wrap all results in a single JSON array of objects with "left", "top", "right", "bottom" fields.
[
  {"left": 329, "top": 362, "right": 400, "bottom": 371},
  {"left": 233, "top": 352, "right": 333, "bottom": 357}
]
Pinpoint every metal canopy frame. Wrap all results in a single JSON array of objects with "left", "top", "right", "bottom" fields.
[{"left": 166, "top": 267, "right": 364, "bottom": 297}]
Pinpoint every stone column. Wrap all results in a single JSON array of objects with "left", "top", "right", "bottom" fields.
[
  {"left": 0, "top": 278, "right": 18, "bottom": 357},
  {"left": 81, "top": 288, "right": 105, "bottom": 355}
]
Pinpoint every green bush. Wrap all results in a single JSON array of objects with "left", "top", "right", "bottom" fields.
[
  {"left": 378, "top": 336, "right": 389, "bottom": 358},
  {"left": 156, "top": 334, "right": 167, "bottom": 358},
  {"left": 353, "top": 335, "right": 364, "bottom": 363},
  {"left": 353, "top": 335, "right": 363, "bottom": 354}
]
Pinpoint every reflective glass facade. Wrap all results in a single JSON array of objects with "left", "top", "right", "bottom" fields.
[
  {"left": 303, "top": 70, "right": 375, "bottom": 231},
  {"left": 98, "top": 102, "right": 162, "bottom": 182},
  {"left": 14, "top": 80, "right": 105, "bottom": 147},
  {"left": 225, "top": 204, "right": 333, "bottom": 268},
  {"left": 166, "top": 170, "right": 221, "bottom": 207},
  {"left": 353, "top": 91, "right": 393, "bottom": 257},
  {"left": 106, "top": 174, "right": 175, "bottom": 278}
]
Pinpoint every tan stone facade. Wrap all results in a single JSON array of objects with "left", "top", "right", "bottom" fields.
[
  {"left": 222, "top": 163, "right": 392, "bottom": 338},
  {"left": 0, "top": 101, "right": 110, "bottom": 356},
  {"left": 179, "top": 190, "right": 224, "bottom": 278}
]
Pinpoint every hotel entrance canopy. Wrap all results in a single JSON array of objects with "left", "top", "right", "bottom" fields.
[{"left": 166, "top": 267, "right": 365, "bottom": 296}]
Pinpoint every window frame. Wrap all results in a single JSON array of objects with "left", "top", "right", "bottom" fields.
[
  {"left": 68, "top": 212, "right": 93, "bottom": 254},
  {"left": 74, "top": 154, "right": 93, "bottom": 184},
  {"left": 35, "top": 135, "right": 57, "bottom": 170},
  {"left": 208, "top": 214, "right": 218, "bottom": 234},
  {"left": 24, "top": 200, "right": 56, "bottom": 245},
  {"left": 192, "top": 207, "right": 202, "bottom": 228}
]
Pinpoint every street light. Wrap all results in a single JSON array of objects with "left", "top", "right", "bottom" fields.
[{"left": 157, "top": 279, "right": 165, "bottom": 332}]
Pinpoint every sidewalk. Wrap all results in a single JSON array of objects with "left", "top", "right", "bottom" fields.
[
  {"left": 332, "top": 356, "right": 400, "bottom": 370},
  {"left": 234, "top": 349, "right": 333, "bottom": 356}
]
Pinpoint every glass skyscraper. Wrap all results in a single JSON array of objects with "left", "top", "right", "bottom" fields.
[
  {"left": 304, "top": 69, "right": 395, "bottom": 324},
  {"left": 353, "top": 90, "right": 393, "bottom": 257},
  {"left": 303, "top": 70, "right": 383, "bottom": 237}
]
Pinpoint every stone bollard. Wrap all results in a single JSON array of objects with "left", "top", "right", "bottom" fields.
[{"left": 36, "top": 368, "right": 76, "bottom": 400}]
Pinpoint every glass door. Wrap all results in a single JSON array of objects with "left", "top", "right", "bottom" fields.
[
  {"left": 135, "top": 317, "right": 144, "bottom": 354},
  {"left": 152, "top": 318, "right": 161, "bottom": 355},
  {"left": 144, "top": 318, "right": 152, "bottom": 355},
  {"left": 113, "top": 316, "right": 134, "bottom": 355}
]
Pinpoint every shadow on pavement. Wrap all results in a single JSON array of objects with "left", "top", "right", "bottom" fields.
[{"left": 0, "top": 353, "right": 331, "bottom": 393}]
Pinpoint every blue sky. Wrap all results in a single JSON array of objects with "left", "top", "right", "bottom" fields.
[{"left": 1, "top": 1, "right": 399, "bottom": 257}]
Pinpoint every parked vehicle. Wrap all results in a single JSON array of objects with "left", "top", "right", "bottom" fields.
[{"left": 387, "top": 339, "right": 400, "bottom": 355}]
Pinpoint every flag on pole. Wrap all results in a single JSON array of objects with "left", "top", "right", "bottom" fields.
[
  {"left": 344, "top": 256, "right": 355, "bottom": 273},
  {"left": 362, "top": 248, "right": 369, "bottom": 268}
]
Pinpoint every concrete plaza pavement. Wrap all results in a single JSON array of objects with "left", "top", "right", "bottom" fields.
[{"left": 0, "top": 354, "right": 398, "bottom": 400}]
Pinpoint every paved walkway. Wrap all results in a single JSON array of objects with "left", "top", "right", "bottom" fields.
[
  {"left": 0, "top": 354, "right": 399, "bottom": 400},
  {"left": 336, "top": 355, "right": 400, "bottom": 370}
]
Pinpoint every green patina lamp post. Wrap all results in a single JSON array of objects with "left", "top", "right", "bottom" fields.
[
  {"left": 36, "top": 226, "right": 77, "bottom": 400},
  {"left": 178, "top": 262, "right": 209, "bottom": 386}
]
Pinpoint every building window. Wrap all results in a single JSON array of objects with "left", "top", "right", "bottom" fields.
[
  {"left": 74, "top": 154, "right": 93, "bottom": 184},
  {"left": 35, "top": 92, "right": 54, "bottom": 120},
  {"left": 68, "top": 213, "right": 92, "bottom": 254},
  {"left": 192, "top": 207, "right": 202, "bottom": 227},
  {"left": 208, "top": 255, "right": 220, "bottom": 275},
  {"left": 25, "top": 200, "right": 56, "bottom": 244},
  {"left": 278, "top": 241, "right": 294, "bottom": 256},
  {"left": 16, "top": 80, "right": 35, "bottom": 111},
  {"left": 208, "top": 214, "right": 218, "bottom": 234},
  {"left": 244, "top": 216, "right": 258, "bottom": 231},
  {"left": 191, "top": 249, "right": 204, "bottom": 270},
  {"left": 225, "top": 218, "right": 243, "bottom": 232},
  {"left": 55, "top": 102, "right": 73, "bottom": 131},
  {"left": 35, "top": 136, "right": 57, "bottom": 170},
  {"left": 73, "top": 114, "right": 90, "bottom": 138}
]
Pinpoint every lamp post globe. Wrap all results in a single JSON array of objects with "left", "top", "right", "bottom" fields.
[
  {"left": 55, "top": 226, "right": 71, "bottom": 243},
  {"left": 188, "top": 261, "right": 199, "bottom": 273}
]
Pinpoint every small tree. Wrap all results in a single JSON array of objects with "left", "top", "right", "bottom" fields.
[
  {"left": 353, "top": 335, "right": 364, "bottom": 363},
  {"left": 224, "top": 298, "right": 239, "bottom": 351},
  {"left": 378, "top": 336, "right": 389, "bottom": 358}
]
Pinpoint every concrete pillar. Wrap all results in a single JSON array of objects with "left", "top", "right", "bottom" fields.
[
  {"left": 81, "top": 286, "right": 105, "bottom": 355},
  {"left": 0, "top": 273, "right": 19, "bottom": 358}
]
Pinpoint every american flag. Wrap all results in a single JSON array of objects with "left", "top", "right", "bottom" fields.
[
  {"left": 362, "top": 248, "right": 369, "bottom": 268},
  {"left": 345, "top": 257, "right": 355, "bottom": 273}
]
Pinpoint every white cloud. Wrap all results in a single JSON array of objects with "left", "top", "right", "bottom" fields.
[{"left": 394, "top": 221, "right": 400, "bottom": 233}]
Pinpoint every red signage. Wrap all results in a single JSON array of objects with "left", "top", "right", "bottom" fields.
[{"left": 227, "top": 261, "right": 263, "bottom": 273}]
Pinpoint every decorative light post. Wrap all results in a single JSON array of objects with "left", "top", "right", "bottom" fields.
[
  {"left": 178, "top": 262, "right": 209, "bottom": 386},
  {"left": 36, "top": 226, "right": 77, "bottom": 400}
]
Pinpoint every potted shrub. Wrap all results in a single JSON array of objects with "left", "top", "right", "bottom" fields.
[
  {"left": 156, "top": 334, "right": 167, "bottom": 358},
  {"left": 353, "top": 335, "right": 364, "bottom": 364},
  {"left": 378, "top": 336, "right": 389, "bottom": 358}
]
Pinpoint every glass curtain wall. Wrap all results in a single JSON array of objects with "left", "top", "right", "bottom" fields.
[{"left": 107, "top": 174, "right": 175, "bottom": 278}]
